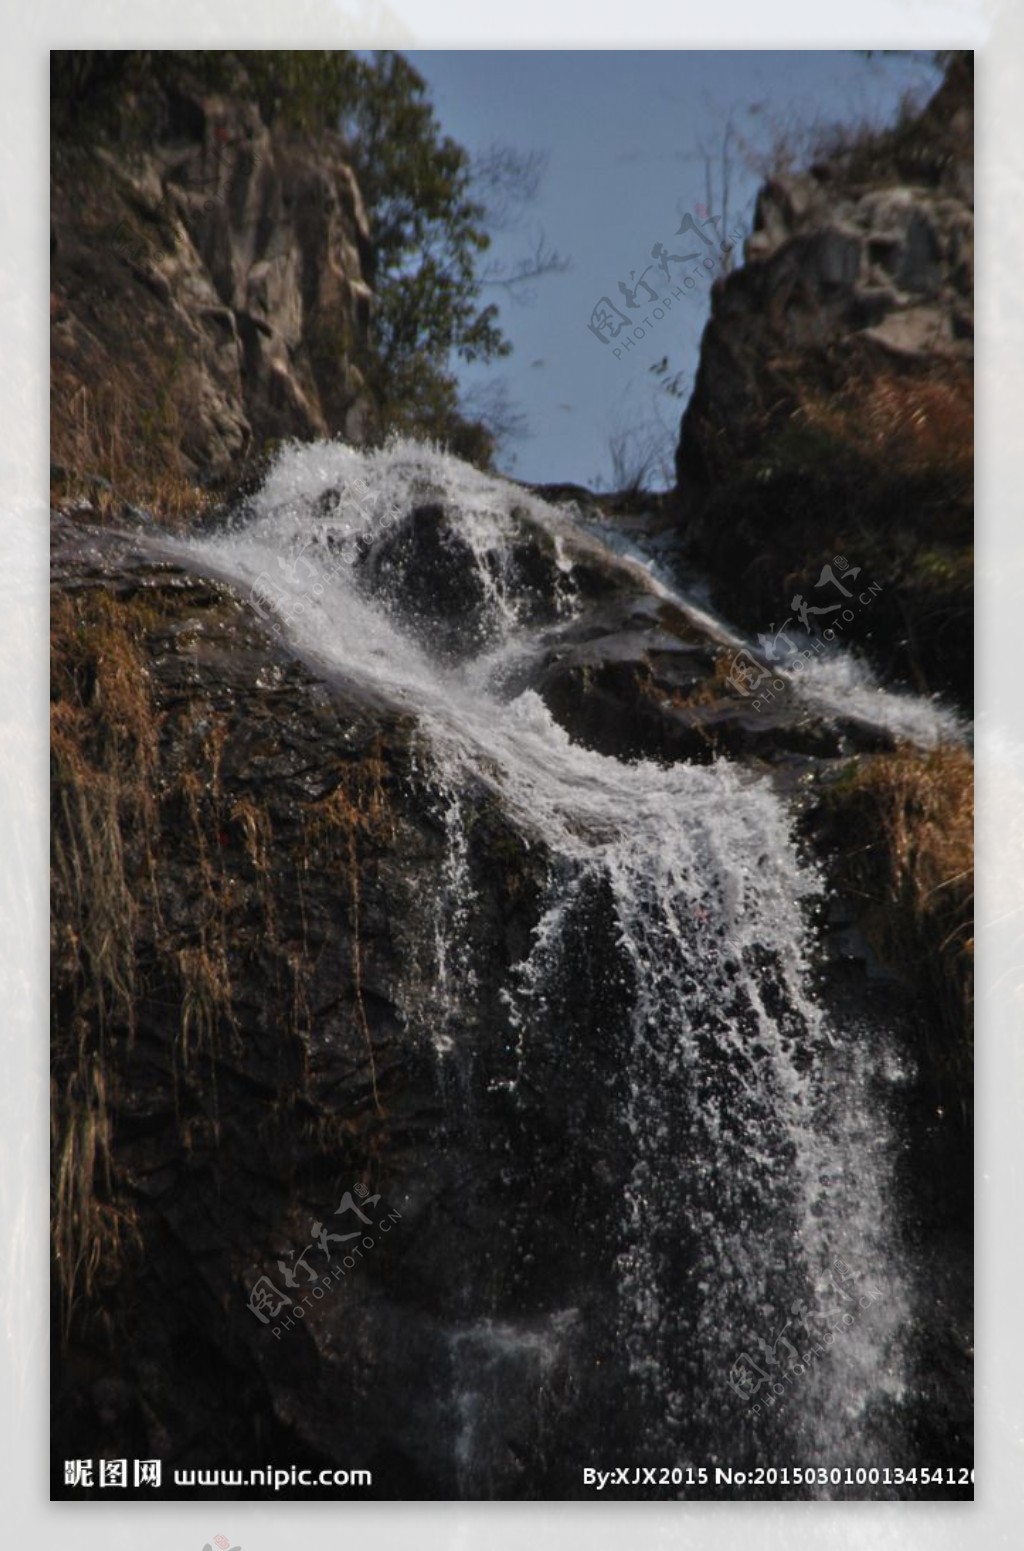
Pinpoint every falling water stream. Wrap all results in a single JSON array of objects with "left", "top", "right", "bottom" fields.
[{"left": 169, "top": 438, "right": 963, "bottom": 1496}]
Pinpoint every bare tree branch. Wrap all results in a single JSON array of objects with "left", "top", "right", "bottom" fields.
[
  {"left": 696, "top": 111, "right": 738, "bottom": 275},
  {"left": 602, "top": 399, "right": 678, "bottom": 495},
  {"left": 460, "top": 377, "right": 530, "bottom": 457},
  {"left": 469, "top": 143, "right": 571, "bottom": 301},
  {"left": 479, "top": 228, "right": 571, "bottom": 300},
  {"left": 472, "top": 143, "right": 548, "bottom": 230}
]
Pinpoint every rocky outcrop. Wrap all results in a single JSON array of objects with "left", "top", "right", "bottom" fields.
[
  {"left": 51, "top": 75, "right": 374, "bottom": 500},
  {"left": 673, "top": 53, "right": 973, "bottom": 707}
]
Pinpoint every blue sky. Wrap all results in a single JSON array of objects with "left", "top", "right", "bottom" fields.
[{"left": 405, "top": 49, "right": 943, "bottom": 488}]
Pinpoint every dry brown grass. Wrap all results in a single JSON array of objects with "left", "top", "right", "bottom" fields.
[
  {"left": 176, "top": 944, "right": 233, "bottom": 1075},
  {"left": 795, "top": 366, "right": 973, "bottom": 488},
  {"left": 50, "top": 591, "right": 161, "bottom": 1329},
  {"left": 306, "top": 747, "right": 393, "bottom": 1117},
  {"left": 51, "top": 581, "right": 401, "bottom": 1332},
  {"left": 51, "top": 588, "right": 233, "bottom": 1317},
  {"left": 232, "top": 794, "right": 278, "bottom": 938},
  {"left": 51, "top": 365, "right": 207, "bottom": 525},
  {"left": 827, "top": 743, "right": 973, "bottom": 1114},
  {"left": 51, "top": 1049, "right": 142, "bottom": 1340},
  {"left": 51, "top": 592, "right": 162, "bottom": 1034},
  {"left": 165, "top": 720, "right": 243, "bottom": 1129}
]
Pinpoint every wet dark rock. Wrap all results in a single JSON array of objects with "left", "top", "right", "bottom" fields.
[
  {"left": 354, "top": 498, "right": 635, "bottom": 665},
  {"left": 357, "top": 501, "right": 511, "bottom": 660}
]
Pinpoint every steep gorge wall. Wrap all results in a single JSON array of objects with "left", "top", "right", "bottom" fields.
[{"left": 49, "top": 521, "right": 567, "bottom": 1495}]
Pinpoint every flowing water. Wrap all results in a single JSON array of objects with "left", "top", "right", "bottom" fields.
[{"left": 170, "top": 438, "right": 963, "bottom": 1495}]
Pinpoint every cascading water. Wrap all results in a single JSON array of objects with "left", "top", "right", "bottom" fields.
[{"left": 170, "top": 437, "right": 961, "bottom": 1496}]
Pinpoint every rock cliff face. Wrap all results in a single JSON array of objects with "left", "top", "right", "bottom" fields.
[
  {"left": 50, "top": 517, "right": 553, "bottom": 1496},
  {"left": 51, "top": 78, "right": 374, "bottom": 498},
  {"left": 674, "top": 54, "right": 973, "bottom": 707}
]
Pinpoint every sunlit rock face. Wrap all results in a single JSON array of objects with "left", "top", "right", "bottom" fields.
[{"left": 51, "top": 78, "right": 374, "bottom": 484}]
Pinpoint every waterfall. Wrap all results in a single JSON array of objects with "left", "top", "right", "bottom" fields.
[{"left": 172, "top": 438, "right": 951, "bottom": 1495}]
